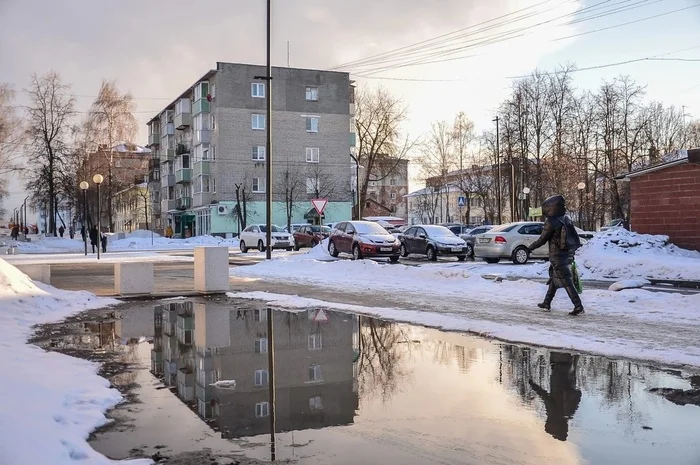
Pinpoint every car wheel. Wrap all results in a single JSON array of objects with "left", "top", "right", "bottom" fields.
[
  {"left": 286, "top": 247, "right": 293, "bottom": 252},
  {"left": 426, "top": 246, "right": 437, "bottom": 262},
  {"left": 352, "top": 244, "right": 362, "bottom": 260},
  {"left": 389, "top": 255, "right": 400, "bottom": 263},
  {"left": 484, "top": 258, "right": 500, "bottom": 264},
  {"left": 257, "top": 240, "right": 266, "bottom": 252},
  {"left": 328, "top": 241, "right": 339, "bottom": 257},
  {"left": 293, "top": 242, "right": 301, "bottom": 251},
  {"left": 240, "top": 240, "right": 248, "bottom": 253},
  {"left": 457, "top": 255, "right": 467, "bottom": 262},
  {"left": 465, "top": 243, "right": 474, "bottom": 258},
  {"left": 512, "top": 246, "right": 529, "bottom": 265},
  {"left": 400, "top": 244, "right": 409, "bottom": 257}
]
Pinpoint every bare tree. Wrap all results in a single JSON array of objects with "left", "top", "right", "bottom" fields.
[
  {"left": 275, "top": 164, "right": 305, "bottom": 232},
  {"left": 24, "top": 72, "right": 76, "bottom": 235},
  {"left": 85, "top": 80, "right": 138, "bottom": 231},
  {"left": 0, "top": 84, "right": 24, "bottom": 217},
  {"left": 419, "top": 121, "right": 457, "bottom": 222},
  {"left": 355, "top": 86, "right": 414, "bottom": 217},
  {"left": 451, "top": 112, "right": 475, "bottom": 223}
]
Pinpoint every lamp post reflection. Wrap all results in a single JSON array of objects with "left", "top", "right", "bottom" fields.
[{"left": 266, "top": 306, "right": 276, "bottom": 461}]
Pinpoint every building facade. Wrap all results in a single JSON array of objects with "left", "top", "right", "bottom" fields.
[
  {"left": 618, "top": 148, "right": 700, "bottom": 251},
  {"left": 361, "top": 157, "right": 409, "bottom": 220},
  {"left": 147, "top": 62, "right": 355, "bottom": 238}
]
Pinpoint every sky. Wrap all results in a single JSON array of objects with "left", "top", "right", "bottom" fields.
[{"left": 1, "top": 0, "right": 699, "bottom": 218}]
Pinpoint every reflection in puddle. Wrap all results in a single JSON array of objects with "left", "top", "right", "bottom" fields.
[{"left": 42, "top": 299, "right": 700, "bottom": 464}]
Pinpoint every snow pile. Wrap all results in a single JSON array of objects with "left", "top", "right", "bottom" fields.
[
  {"left": 109, "top": 234, "right": 239, "bottom": 251},
  {"left": 125, "top": 229, "right": 162, "bottom": 240},
  {"left": 575, "top": 229, "right": 700, "bottom": 280},
  {"left": 286, "top": 238, "right": 337, "bottom": 262},
  {"left": 0, "top": 259, "right": 150, "bottom": 465},
  {"left": 608, "top": 279, "right": 651, "bottom": 291},
  {"left": 211, "top": 380, "right": 236, "bottom": 389},
  {"left": 11, "top": 236, "right": 85, "bottom": 254}
]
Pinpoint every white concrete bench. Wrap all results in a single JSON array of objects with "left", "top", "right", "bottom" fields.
[
  {"left": 114, "top": 262, "right": 154, "bottom": 295},
  {"left": 16, "top": 264, "right": 51, "bottom": 284},
  {"left": 194, "top": 246, "right": 229, "bottom": 293}
]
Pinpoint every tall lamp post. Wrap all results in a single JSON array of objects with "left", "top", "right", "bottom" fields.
[
  {"left": 577, "top": 182, "right": 586, "bottom": 228},
  {"left": 80, "top": 181, "right": 89, "bottom": 256},
  {"left": 522, "top": 187, "right": 531, "bottom": 220},
  {"left": 492, "top": 116, "right": 501, "bottom": 225},
  {"left": 350, "top": 154, "right": 361, "bottom": 220},
  {"left": 93, "top": 174, "right": 104, "bottom": 260}
]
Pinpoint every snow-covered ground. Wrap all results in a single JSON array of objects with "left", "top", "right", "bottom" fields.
[
  {"left": 1, "top": 230, "right": 240, "bottom": 254},
  {"left": 0, "top": 259, "right": 150, "bottom": 465},
  {"left": 230, "top": 240, "right": 700, "bottom": 368}
]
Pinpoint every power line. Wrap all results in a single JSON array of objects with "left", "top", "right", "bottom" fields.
[{"left": 13, "top": 89, "right": 173, "bottom": 101}]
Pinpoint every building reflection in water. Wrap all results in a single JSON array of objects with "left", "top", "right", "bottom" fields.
[{"left": 150, "top": 301, "right": 360, "bottom": 441}]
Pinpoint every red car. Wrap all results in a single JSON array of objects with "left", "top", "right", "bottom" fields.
[
  {"left": 293, "top": 225, "right": 331, "bottom": 250},
  {"left": 328, "top": 221, "right": 400, "bottom": 262}
]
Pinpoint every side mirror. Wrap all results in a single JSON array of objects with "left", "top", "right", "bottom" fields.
[
  {"left": 419, "top": 234, "right": 427, "bottom": 239},
  {"left": 348, "top": 230, "right": 355, "bottom": 235}
]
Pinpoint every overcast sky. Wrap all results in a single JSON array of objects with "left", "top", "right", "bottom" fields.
[{"left": 2, "top": 0, "right": 699, "bottom": 214}]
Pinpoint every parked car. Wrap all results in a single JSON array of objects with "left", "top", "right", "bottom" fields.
[
  {"left": 575, "top": 227, "right": 595, "bottom": 240},
  {"left": 399, "top": 225, "right": 468, "bottom": 261},
  {"left": 460, "top": 225, "right": 495, "bottom": 257},
  {"left": 600, "top": 218, "right": 625, "bottom": 232},
  {"left": 293, "top": 225, "right": 332, "bottom": 250},
  {"left": 283, "top": 223, "right": 306, "bottom": 233},
  {"left": 239, "top": 224, "right": 294, "bottom": 253},
  {"left": 473, "top": 222, "right": 549, "bottom": 264},
  {"left": 328, "top": 221, "right": 401, "bottom": 262},
  {"left": 446, "top": 224, "right": 470, "bottom": 237}
]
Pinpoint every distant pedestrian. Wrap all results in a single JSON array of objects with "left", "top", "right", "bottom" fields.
[
  {"left": 165, "top": 225, "right": 173, "bottom": 239},
  {"left": 11, "top": 225, "right": 19, "bottom": 240},
  {"left": 528, "top": 195, "right": 584, "bottom": 316},
  {"left": 58, "top": 225, "right": 65, "bottom": 237},
  {"left": 101, "top": 232, "right": 107, "bottom": 253},
  {"left": 69, "top": 226, "right": 75, "bottom": 239},
  {"left": 90, "top": 226, "right": 98, "bottom": 253},
  {"left": 80, "top": 225, "right": 86, "bottom": 242}
]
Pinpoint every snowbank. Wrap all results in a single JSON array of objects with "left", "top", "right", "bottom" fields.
[
  {"left": 102, "top": 234, "right": 239, "bottom": 251},
  {"left": 285, "top": 238, "right": 337, "bottom": 262},
  {"left": 575, "top": 229, "right": 700, "bottom": 280},
  {"left": 0, "top": 259, "right": 150, "bottom": 465}
]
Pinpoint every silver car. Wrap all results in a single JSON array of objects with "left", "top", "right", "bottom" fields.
[
  {"left": 473, "top": 222, "right": 548, "bottom": 264},
  {"left": 460, "top": 225, "right": 494, "bottom": 258}
]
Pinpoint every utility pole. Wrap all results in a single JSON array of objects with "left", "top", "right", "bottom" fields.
[{"left": 493, "top": 116, "right": 502, "bottom": 225}]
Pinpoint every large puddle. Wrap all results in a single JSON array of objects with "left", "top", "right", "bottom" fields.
[{"left": 37, "top": 298, "right": 700, "bottom": 464}]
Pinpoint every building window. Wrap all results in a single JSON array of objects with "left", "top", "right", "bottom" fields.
[
  {"left": 211, "top": 114, "right": 216, "bottom": 129},
  {"left": 212, "top": 178, "right": 216, "bottom": 193},
  {"left": 255, "top": 338, "right": 268, "bottom": 354},
  {"left": 202, "top": 175, "right": 210, "bottom": 193},
  {"left": 369, "top": 181, "right": 377, "bottom": 187},
  {"left": 305, "top": 86, "right": 319, "bottom": 101},
  {"left": 305, "top": 116, "right": 319, "bottom": 133},
  {"left": 212, "top": 145, "right": 216, "bottom": 160},
  {"left": 305, "top": 147, "right": 319, "bottom": 163},
  {"left": 194, "top": 82, "right": 208, "bottom": 101},
  {"left": 390, "top": 178, "right": 396, "bottom": 186},
  {"left": 255, "top": 402, "right": 269, "bottom": 418},
  {"left": 252, "top": 146, "right": 266, "bottom": 161},
  {"left": 210, "top": 83, "right": 216, "bottom": 99},
  {"left": 308, "top": 334, "right": 322, "bottom": 351},
  {"left": 254, "top": 309, "right": 267, "bottom": 322},
  {"left": 202, "top": 148, "right": 209, "bottom": 161},
  {"left": 308, "top": 364, "right": 322, "bottom": 382},
  {"left": 306, "top": 177, "right": 318, "bottom": 195},
  {"left": 391, "top": 192, "right": 397, "bottom": 200},
  {"left": 254, "top": 369, "right": 269, "bottom": 386},
  {"left": 251, "top": 82, "right": 265, "bottom": 98},
  {"left": 252, "top": 114, "right": 266, "bottom": 130},
  {"left": 252, "top": 177, "right": 265, "bottom": 193},
  {"left": 309, "top": 396, "right": 323, "bottom": 411}
]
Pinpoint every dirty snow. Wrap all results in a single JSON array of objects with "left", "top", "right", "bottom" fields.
[
  {"left": 608, "top": 279, "right": 652, "bottom": 291},
  {"left": 0, "top": 258, "right": 151, "bottom": 465}
]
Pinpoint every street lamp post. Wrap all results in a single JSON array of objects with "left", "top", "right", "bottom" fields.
[
  {"left": 93, "top": 174, "right": 104, "bottom": 260},
  {"left": 350, "top": 154, "right": 361, "bottom": 220},
  {"left": 80, "top": 181, "right": 89, "bottom": 256},
  {"left": 492, "top": 116, "right": 501, "bottom": 225},
  {"left": 577, "top": 182, "right": 586, "bottom": 228},
  {"left": 522, "top": 187, "right": 531, "bottom": 220}
]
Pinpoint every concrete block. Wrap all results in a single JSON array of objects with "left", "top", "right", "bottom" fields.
[
  {"left": 114, "top": 262, "right": 154, "bottom": 295},
  {"left": 16, "top": 264, "right": 51, "bottom": 284},
  {"left": 194, "top": 246, "right": 229, "bottom": 293}
]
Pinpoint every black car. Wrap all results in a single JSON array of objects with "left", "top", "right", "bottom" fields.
[{"left": 399, "top": 225, "right": 468, "bottom": 261}]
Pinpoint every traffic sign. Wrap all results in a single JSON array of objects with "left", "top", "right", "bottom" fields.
[
  {"left": 458, "top": 196, "right": 466, "bottom": 207},
  {"left": 312, "top": 309, "right": 329, "bottom": 323},
  {"left": 311, "top": 198, "right": 328, "bottom": 216}
]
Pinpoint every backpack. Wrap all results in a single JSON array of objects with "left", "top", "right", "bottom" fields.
[{"left": 558, "top": 218, "right": 581, "bottom": 251}]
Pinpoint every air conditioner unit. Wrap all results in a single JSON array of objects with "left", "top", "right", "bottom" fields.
[{"left": 217, "top": 205, "right": 229, "bottom": 215}]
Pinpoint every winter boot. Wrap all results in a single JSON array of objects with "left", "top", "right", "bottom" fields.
[
  {"left": 564, "top": 282, "right": 584, "bottom": 316},
  {"left": 538, "top": 282, "right": 556, "bottom": 311}
]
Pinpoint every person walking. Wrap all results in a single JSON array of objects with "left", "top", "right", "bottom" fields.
[
  {"left": 80, "top": 225, "right": 86, "bottom": 242},
  {"left": 528, "top": 195, "right": 584, "bottom": 316},
  {"left": 165, "top": 224, "right": 173, "bottom": 239},
  {"left": 89, "top": 226, "right": 98, "bottom": 253},
  {"left": 69, "top": 226, "right": 75, "bottom": 239},
  {"left": 100, "top": 231, "right": 107, "bottom": 253},
  {"left": 58, "top": 225, "right": 65, "bottom": 237}
]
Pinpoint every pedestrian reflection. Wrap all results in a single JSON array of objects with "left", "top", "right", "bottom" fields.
[{"left": 529, "top": 351, "right": 582, "bottom": 441}]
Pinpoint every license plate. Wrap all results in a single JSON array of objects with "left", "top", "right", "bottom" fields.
[
  {"left": 478, "top": 238, "right": 490, "bottom": 243},
  {"left": 380, "top": 247, "right": 392, "bottom": 252},
  {"left": 451, "top": 247, "right": 462, "bottom": 252},
  {"left": 276, "top": 242, "right": 288, "bottom": 246}
]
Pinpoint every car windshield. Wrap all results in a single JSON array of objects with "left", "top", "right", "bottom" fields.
[
  {"left": 488, "top": 224, "right": 518, "bottom": 233},
  {"left": 355, "top": 222, "right": 391, "bottom": 235},
  {"left": 309, "top": 226, "right": 331, "bottom": 233},
  {"left": 422, "top": 225, "right": 455, "bottom": 237},
  {"left": 259, "top": 225, "right": 281, "bottom": 233}
]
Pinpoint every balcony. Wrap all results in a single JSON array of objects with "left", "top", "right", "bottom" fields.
[
  {"left": 161, "top": 173, "right": 175, "bottom": 188},
  {"left": 161, "top": 199, "right": 177, "bottom": 212},
  {"left": 349, "top": 132, "right": 356, "bottom": 147},
  {"left": 193, "top": 98, "right": 210, "bottom": 115},
  {"left": 148, "top": 133, "right": 160, "bottom": 146},
  {"left": 193, "top": 160, "right": 210, "bottom": 177},
  {"left": 177, "top": 197, "right": 191, "bottom": 210},
  {"left": 192, "top": 192, "right": 212, "bottom": 207},
  {"left": 176, "top": 168, "right": 192, "bottom": 184},
  {"left": 194, "top": 130, "right": 210, "bottom": 145}
]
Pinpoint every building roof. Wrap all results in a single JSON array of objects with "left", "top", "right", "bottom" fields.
[
  {"left": 615, "top": 148, "right": 700, "bottom": 180},
  {"left": 148, "top": 68, "right": 217, "bottom": 124}
]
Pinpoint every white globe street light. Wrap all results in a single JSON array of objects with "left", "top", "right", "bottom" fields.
[
  {"left": 79, "top": 181, "right": 89, "bottom": 256},
  {"left": 93, "top": 174, "right": 104, "bottom": 260}
]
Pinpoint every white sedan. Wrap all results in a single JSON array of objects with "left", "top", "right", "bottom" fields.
[{"left": 239, "top": 224, "right": 295, "bottom": 253}]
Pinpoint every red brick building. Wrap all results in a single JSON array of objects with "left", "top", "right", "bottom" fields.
[
  {"left": 619, "top": 149, "right": 700, "bottom": 251},
  {"left": 361, "top": 157, "right": 409, "bottom": 220}
]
